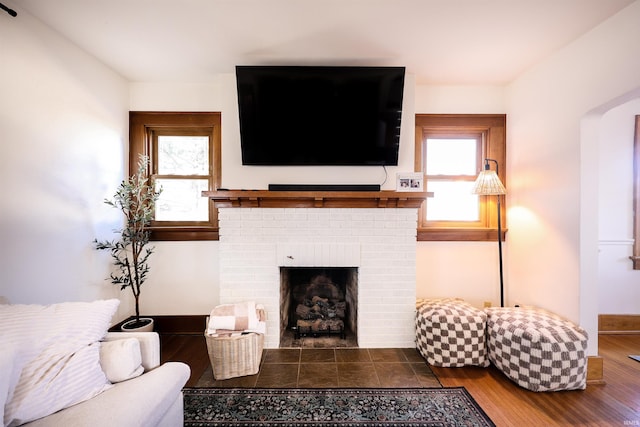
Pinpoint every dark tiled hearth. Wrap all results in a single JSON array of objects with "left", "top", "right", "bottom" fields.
[
  {"left": 280, "top": 330, "right": 358, "bottom": 348},
  {"left": 157, "top": 319, "right": 439, "bottom": 389},
  {"left": 195, "top": 347, "right": 441, "bottom": 388}
]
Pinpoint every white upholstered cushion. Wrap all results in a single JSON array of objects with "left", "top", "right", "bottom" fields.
[
  {"left": 415, "top": 298, "right": 489, "bottom": 367},
  {"left": 0, "top": 346, "right": 17, "bottom": 425},
  {"left": 23, "top": 362, "right": 191, "bottom": 427},
  {"left": 103, "top": 332, "right": 161, "bottom": 371},
  {"left": 485, "top": 306, "right": 588, "bottom": 391},
  {"left": 0, "top": 299, "right": 119, "bottom": 426},
  {"left": 99, "top": 338, "right": 144, "bottom": 383}
]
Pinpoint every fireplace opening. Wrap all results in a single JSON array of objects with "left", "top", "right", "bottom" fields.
[{"left": 280, "top": 267, "right": 358, "bottom": 347}]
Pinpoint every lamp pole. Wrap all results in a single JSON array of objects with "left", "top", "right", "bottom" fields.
[
  {"left": 496, "top": 189, "right": 504, "bottom": 307},
  {"left": 472, "top": 158, "right": 506, "bottom": 307},
  {"left": 487, "top": 159, "right": 505, "bottom": 307}
]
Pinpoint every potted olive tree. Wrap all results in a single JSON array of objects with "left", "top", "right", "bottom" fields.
[{"left": 95, "top": 155, "right": 161, "bottom": 332}]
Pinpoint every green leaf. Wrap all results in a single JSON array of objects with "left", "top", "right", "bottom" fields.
[{"left": 94, "top": 154, "right": 161, "bottom": 319}]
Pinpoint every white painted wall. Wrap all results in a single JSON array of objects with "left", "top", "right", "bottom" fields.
[
  {"left": 0, "top": 10, "right": 220, "bottom": 323},
  {"left": 416, "top": 241, "right": 505, "bottom": 308},
  {"left": 0, "top": 10, "right": 131, "bottom": 321},
  {"left": 4, "top": 1, "right": 640, "bottom": 346},
  {"left": 507, "top": 1, "right": 640, "bottom": 354}
]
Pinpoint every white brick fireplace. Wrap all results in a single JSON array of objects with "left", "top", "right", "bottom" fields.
[{"left": 218, "top": 207, "right": 419, "bottom": 348}]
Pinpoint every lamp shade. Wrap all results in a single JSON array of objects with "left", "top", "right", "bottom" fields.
[{"left": 471, "top": 170, "right": 506, "bottom": 195}]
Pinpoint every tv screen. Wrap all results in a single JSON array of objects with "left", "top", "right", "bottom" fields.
[{"left": 236, "top": 66, "right": 405, "bottom": 166}]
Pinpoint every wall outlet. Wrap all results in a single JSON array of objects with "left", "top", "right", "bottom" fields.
[{"left": 483, "top": 301, "right": 492, "bottom": 308}]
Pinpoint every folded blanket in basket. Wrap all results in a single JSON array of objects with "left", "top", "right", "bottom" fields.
[{"left": 207, "top": 301, "right": 266, "bottom": 337}]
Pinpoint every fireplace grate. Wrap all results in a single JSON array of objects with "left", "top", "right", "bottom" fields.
[{"left": 292, "top": 325, "right": 345, "bottom": 340}]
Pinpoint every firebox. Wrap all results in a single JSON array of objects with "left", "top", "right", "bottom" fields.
[{"left": 280, "top": 267, "right": 358, "bottom": 346}]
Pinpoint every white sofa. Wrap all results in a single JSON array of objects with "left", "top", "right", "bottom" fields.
[
  {"left": 1, "top": 299, "right": 190, "bottom": 427},
  {"left": 26, "top": 332, "right": 190, "bottom": 427}
]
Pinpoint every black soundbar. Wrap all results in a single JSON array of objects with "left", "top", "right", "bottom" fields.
[{"left": 268, "top": 184, "right": 381, "bottom": 192}]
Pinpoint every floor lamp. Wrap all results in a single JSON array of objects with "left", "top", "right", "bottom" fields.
[{"left": 472, "top": 159, "right": 507, "bottom": 307}]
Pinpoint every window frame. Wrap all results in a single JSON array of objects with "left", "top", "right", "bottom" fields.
[
  {"left": 631, "top": 115, "right": 640, "bottom": 269},
  {"left": 129, "top": 112, "right": 221, "bottom": 241},
  {"left": 415, "top": 114, "right": 507, "bottom": 242}
]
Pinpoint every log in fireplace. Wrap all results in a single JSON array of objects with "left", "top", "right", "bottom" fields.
[{"left": 280, "top": 267, "right": 358, "bottom": 345}]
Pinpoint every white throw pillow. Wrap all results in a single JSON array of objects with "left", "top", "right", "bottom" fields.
[
  {"left": 0, "top": 299, "right": 119, "bottom": 426},
  {"left": 99, "top": 338, "right": 144, "bottom": 383},
  {"left": 0, "top": 346, "right": 17, "bottom": 426}
]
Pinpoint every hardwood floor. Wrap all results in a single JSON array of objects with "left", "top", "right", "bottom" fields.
[
  {"left": 432, "top": 334, "right": 640, "bottom": 427},
  {"left": 160, "top": 333, "right": 640, "bottom": 426},
  {"left": 160, "top": 333, "right": 210, "bottom": 387}
]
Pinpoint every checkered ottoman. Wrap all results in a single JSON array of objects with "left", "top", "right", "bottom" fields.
[
  {"left": 415, "top": 298, "right": 490, "bottom": 367},
  {"left": 485, "top": 307, "right": 589, "bottom": 392}
]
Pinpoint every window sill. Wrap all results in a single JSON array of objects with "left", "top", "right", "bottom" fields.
[
  {"left": 149, "top": 226, "right": 219, "bottom": 241},
  {"left": 418, "top": 228, "right": 507, "bottom": 242}
]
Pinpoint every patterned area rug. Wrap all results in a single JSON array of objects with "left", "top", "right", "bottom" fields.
[{"left": 183, "top": 387, "right": 495, "bottom": 426}]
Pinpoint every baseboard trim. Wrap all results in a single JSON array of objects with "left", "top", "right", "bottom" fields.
[
  {"left": 598, "top": 314, "right": 640, "bottom": 334},
  {"left": 110, "top": 315, "right": 208, "bottom": 334},
  {"left": 587, "top": 356, "right": 604, "bottom": 385},
  {"left": 152, "top": 315, "right": 208, "bottom": 334}
]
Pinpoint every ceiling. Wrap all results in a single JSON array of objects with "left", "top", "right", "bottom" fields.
[{"left": 13, "top": 0, "right": 636, "bottom": 84}]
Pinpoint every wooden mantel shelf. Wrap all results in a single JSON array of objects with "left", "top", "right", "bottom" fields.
[{"left": 202, "top": 190, "right": 432, "bottom": 209}]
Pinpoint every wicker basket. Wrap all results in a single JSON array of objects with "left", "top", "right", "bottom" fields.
[{"left": 205, "top": 332, "right": 264, "bottom": 380}]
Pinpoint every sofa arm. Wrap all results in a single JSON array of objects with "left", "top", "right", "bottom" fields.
[
  {"left": 103, "top": 332, "right": 160, "bottom": 371},
  {"left": 24, "top": 362, "right": 191, "bottom": 427}
]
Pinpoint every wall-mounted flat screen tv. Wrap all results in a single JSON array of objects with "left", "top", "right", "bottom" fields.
[{"left": 236, "top": 66, "right": 405, "bottom": 166}]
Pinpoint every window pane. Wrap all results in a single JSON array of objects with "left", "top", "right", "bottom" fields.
[
  {"left": 158, "top": 136, "right": 209, "bottom": 175},
  {"left": 426, "top": 139, "right": 477, "bottom": 175},
  {"left": 426, "top": 180, "right": 479, "bottom": 221},
  {"left": 155, "top": 178, "right": 209, "bottom": 221}
]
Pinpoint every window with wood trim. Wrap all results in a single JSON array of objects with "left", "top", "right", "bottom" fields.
[
  {"left": 415, "top": 114, "right": 506, "bottom": 241},
  {"left": 129, "top": 112, "right": 221, "bottom": 241},
  {"left": 631, "top": 115, "right": 640, "bottom": 269}
]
